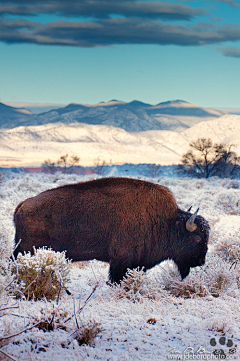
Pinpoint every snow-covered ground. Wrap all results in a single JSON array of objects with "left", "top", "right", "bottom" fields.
[{"left": 0, "top": 172, "right": 239, "bottom": 360}]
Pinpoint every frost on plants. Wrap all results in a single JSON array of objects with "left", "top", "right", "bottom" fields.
[
  {"left": 32, "top": 306, "right": 69, "bottom": 332},
  {"left": 11, "top": 247, "right": 71, "bottom": 300},
  {"left": 0, "top": 232, "right": 13, "bottom": 298},
  {"left": 72, "top": 321, "right": 102, "bottom": 347},
  {"left": 201, "top": 254, "right": 238, "bottom": 297},
  {"left": 113, "top": 267, "right": 167, "bottom": 302},
  {"left": 216, "top": 191, "right": 240, "bottom": 215},
  {"left": 160, "top": 255, "right": 238, "bottom": 298},
  {"left": 214, "top": 238, "right": 240, "bottom": 263},
  {"left": 160, "top": 261, "right": 210, "bottom": 299}
]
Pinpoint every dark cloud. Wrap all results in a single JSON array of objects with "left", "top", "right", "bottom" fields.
[
  {"left": 1, "top": 17, "right": 240, "bottom": 47},
  {"left": 0, "top": 0, "right": 206, "bottom": 20},
  {"left": 0, "top": 0, "right": 239, "bottom": 52},
  {"left": 221, "top": 47, "right": 240, "bottom": 57}
]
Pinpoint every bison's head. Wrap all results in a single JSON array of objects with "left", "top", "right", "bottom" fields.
[{"left": 172, "top": 208, "right": 210, "bottom": 279}]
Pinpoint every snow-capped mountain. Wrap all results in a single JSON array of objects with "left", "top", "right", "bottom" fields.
[
  {"left": 0, "top": 102, "right": 33, "bottom": 128},
  {"left": 0, "top": 100, "right": 226, "bottom": 132},
  {"left": 0, "top": 114, "right": 239, "bottom": 168}
]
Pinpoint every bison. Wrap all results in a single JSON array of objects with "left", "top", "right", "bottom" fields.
[{"left": 13, "top": 177, "right": 210, "bottom": 283}]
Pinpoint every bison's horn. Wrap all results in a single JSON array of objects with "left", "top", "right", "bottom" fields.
[
  {"left": 187, "top": 206, "right": 192, "bottom": 212},
  {"left": 186, "top": 208, "right": 199, "bottom": 232}
]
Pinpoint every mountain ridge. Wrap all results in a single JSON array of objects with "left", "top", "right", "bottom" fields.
[{"left": 0, "top": 100, "right": 226, "bottom": 132}]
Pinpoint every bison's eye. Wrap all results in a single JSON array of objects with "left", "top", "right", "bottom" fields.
[{"left": 194, "top": 235, "right": 202, "bottom": 243}]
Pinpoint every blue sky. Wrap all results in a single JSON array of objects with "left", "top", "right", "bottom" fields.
[{"left": 1, "top": 0, "right": 240, "bottom": 108}]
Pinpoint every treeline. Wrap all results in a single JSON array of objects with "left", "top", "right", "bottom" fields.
[
  {"left": 40, "top": 138, "right": 240, "bottom": 179},
  {"left": 42, "top": 154, "right": 108, "bottom": 176}
]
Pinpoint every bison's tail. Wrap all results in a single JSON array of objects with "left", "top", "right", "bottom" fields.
[
  {"left": 14, "top": 201, "right": 25, "bottom": 219},
  {"left": 13, "top": 201, "right": 25, "bottom": 257}
]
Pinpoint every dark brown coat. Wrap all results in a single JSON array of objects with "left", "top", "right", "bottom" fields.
[{"left": 14, "top": 177, "right": 209, "bottom": 282}]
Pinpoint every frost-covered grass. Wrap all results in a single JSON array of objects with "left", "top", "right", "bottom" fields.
[{"left": 0, "top": 171, "right": 239, "bottom": 360}]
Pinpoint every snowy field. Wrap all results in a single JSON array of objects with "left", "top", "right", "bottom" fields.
[{"left": 0, "top": 171, "right": 240, "bottom": 360}]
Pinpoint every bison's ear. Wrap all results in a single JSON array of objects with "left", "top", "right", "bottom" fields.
[{"left": 186, "top": 208, "right": 199, "bottom": 232}]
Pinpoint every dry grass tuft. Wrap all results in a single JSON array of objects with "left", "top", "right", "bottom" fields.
[
  {"left": 33, "top": 307, "right": 69, "bottom": 332},
  {"left": 207, "top": 319, "right": 228, "bottom": 333},
  {"left": 72, "top": 321, "right": 102, "bottom": 346},
  {"left": 165, "top": 278, "right": 210, "bottom": 299}
]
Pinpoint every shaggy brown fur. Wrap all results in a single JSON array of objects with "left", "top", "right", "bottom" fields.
[{"left": 14, "top": 177, "right": 209, "bottom": 282}]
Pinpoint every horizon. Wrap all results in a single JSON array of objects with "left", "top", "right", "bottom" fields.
[
  {"left": 1, "top": 0, "right": 240, "bottom": 109},
  {"left": 3, "top": 99, "right": 240, "bottom": 116}
]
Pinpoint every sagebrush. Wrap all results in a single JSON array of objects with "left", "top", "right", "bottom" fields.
[
  {"left": 11, "top": 247, "right": 71, "bottom": 300},
  {"left": 160, "top": 255, "right": 239, "bottom": 298},
  {"left": 113, "top": 267, "right": 167, "bottom": 302}
]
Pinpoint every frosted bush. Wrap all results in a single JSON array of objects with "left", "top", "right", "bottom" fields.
[
  {"left": 159, "top": 255, "right": 239, "bottom": 298},
  {"left": 31, "top": 305, "right": 70, "bottom": 332},
  {"left": 11, "top": 247, "right": 71, "bottom": 300},
  {"left": 215, "top": 191, "right": 240, "bottom": 215},
  {"left": 72, "top": 321, "right": 102, "bottom": 346},
  {"left": 162, "top": 274, "right": 209, "bottom": 299},
  {"left": 197, "top": 254, "right": 237, "bottom": 297},
  {"left": 159, "top": 261, "right": 210, "bottom": 299},
  {"left": 214, "top": 238, "right": 240, "bottom": 263},
  {"left": 113, "top": 267, "right": 167, "bottom": 302}
]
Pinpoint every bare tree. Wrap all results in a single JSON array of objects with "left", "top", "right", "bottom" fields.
[
  {"left": 42, "top": 159, "right": 57, "bottom": 174},
  {"left": 57, "top": 154, "right": 80, "bottom": 173},
  {"left": 92, "top": 157, "right": 108, "bottom": 176},
  {"left": 213, "top": 144, "right": 240, "bottom": 178},
  {"left": 178, "top": 138, "right": 240, "bottom": 178},
  {"left": 42, "top": 154, "right": 80, "bottom": 174}
]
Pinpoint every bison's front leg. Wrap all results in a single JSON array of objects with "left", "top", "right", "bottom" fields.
[{"left": 108, "top": 258, "right": 130, "bottom": 283}]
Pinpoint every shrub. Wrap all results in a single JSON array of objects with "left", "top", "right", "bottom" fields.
[
  {"left": 72, "top": 321, "right": 102, "bottom": 346},
  {"left": 164, "top": 277, "right": 209, "bottom": 299},
  {"left": 202, "top": 254, "right": 239, "bottom": 296},
  {"left": 214, "top": 238, "right": 240, "bottom": 263},
  {"left": 160, "top": 256, "right": 238, "bottom": 298},
  {"left": 12, "top": 247, "right": 71, "bottom": 300},
  {"left": 160, "top": 261, "right": 209, "bottom": 299},
  {"left": 113, "top": 267, "right": 167, "bottom": 302}
]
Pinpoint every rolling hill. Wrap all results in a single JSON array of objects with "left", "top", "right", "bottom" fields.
[{"left": 0, "top": 114, "right": 239, "bottom": 168}]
